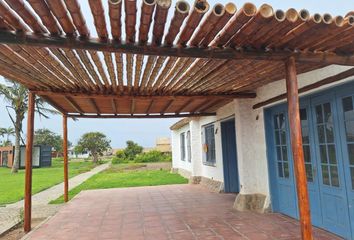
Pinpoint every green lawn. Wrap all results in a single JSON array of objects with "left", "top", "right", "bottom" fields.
[
  {"left": 50, "top": 165, "right": 187, "bottom": 204},
  {"left": 0, "top": 158, "right": 96, "bottom": 205}
]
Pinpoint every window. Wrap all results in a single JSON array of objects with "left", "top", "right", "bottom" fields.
[
  {"left": 180, "top": 132, "right": 186, "bottom": 161},
  {"left": 186, "top": 131, "right": 191, "bottom": 162},
  {"left": 203, "top": 124, "right": 216, "bottom": 165},
  {"left": 273, "top": 113, "right": 289, "bottom": 178}
]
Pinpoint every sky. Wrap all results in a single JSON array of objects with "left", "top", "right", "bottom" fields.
[{"left": 0, "top": 0, "right": 353, "bottom": 148}]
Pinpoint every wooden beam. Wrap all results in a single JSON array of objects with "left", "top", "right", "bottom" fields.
[
  {"left": 24, "top": 92, "right": 35, "bottom": 233},
  {"left": 111, "top": 99, "right": 117, "bottom": 114},
  {"left": 64, "top": 96, "right": 83, "bottom": 114},
  {"left": 62, "top": 115, "right": 68, "bottom": 203},
  {"left": 88, "top": 98, "right": 100, "bottom": 115},
  {"left": 33, "top": 91, "right": 257, "bottom": 99},
  {"left": 39, "top": 95, "right": 66, "bottom": 114},
  {"left": 253, "top": 67, "right": 354, "bottom": 109},
  {"left": 176, "top": 100, "right": 193, "bottom": 114},
  {"left": 160, "top": 99, "right": 174, "bottom": 114},
  {"left": 130, "top": 98, "right": 135, "bottom": 115},
  {"left": 1, "top": 30, "right": 354, "bottom": 66},
  {"left": 66, "top": 112, "right": 216, "bottom": 119},
  {"left": 146, "top": 99, "right": 154, "bottom": 114},
  {"left": 285, "top": 57, "right": 313, "bottom": 240}
]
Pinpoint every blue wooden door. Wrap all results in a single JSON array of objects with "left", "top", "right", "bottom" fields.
[
  {"left": 221, "top": 119, "right": 239, "bottom": 193},
  {"left": 267, "top": 107, "right": 298, "bottom": 218},
  {"left": 336, "top": 88, "right": 354, "bottom": 238},
  {"left": 311, "top": 94, "right": 351, "bottom": 238},
  {"left": 299, "top": 104, "right": 323, "bottom": 226}
]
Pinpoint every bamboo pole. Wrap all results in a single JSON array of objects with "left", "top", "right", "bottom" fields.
[
  {"left": 24, "top": 92, "right": 35, "bottom": 233},
  {"left": 210, "top": 2, "right": 257, "bottom": 47},
  {"left": 177, "top": 0, "right": 209, "bottom": 46},
  {"left": 285, "top": 57, "right": 313, "bottom": 240},
  {"left": 230, "top": 4, "right": 274, "bottom": 47},
  {"left": 0, "top": 1, "right": 29, "bottom": 31},
  {"left": 64, "top": 0, "right": 90, "bottom": 37},
  {"left": 5, "top": 0, "right": 46, "bottom": 33},
  {"left": 108, "top": 0, "right": 122, "bottom": 41},
  {"left": 164, "top": 0, "right": 190, "bottom": 46},
  {"left": 27, "top": 0, "right": 61, "bottom": 34},
  {"left": 200, "top": 2, "right": 236, "bottom": 47},
  {"left": 125, "top": 0, "right": 137, "bottom": 43},
  {"left": 45, "top": 0, "right": 76, "bottom": 35},
  {"left": 88, "top": 0, "right": 108, "bottom": 39},
  {"left": 139, "top": 0, "right": 156, "bottom": 44},
  {"left": 189, "top": 3, "right": 225, "bottom": 47},
  {"left": 63, "top": 115, "right": 68, "bottom": 202}
]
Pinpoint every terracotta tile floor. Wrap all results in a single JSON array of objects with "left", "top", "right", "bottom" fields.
[{"left": 24, "top": 184, "right": 342, "bottom": 240}]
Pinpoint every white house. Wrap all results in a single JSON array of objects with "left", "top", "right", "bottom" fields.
[{"left": 171, "top": 65, "right": 354, "bottom": 239}]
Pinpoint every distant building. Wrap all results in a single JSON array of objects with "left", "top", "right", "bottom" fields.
[
  {"left": 68, "top": 148, "right": 90, "bottom": 159},
  {"left": 155, "top": 137, "right": 171, "bottom": 153}
]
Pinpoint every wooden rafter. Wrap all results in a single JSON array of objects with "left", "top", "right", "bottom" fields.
[
  {"left": 1, "top": 31, "right": 353, "bottom": 66},
  {"left": 88, "top": 98, "right": 100, "bottom": 115},
  {"left": 160, "top": 99, "right": 174, "bottom": 114},
  {"left": 111, "top": 99, "right": 117, "bottom": 114},
  {"left": 146, "top": 99, "right": 154, "bottom": 114},
  {"left": 64, "top": 96, "right": 83, "bottom": 114}
]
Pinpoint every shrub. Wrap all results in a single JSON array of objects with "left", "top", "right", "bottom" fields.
[
  {"left": 111, "top": 156, "right": 129, "bottom": 164},
  {"left": 134, "top": 150, "right": 172, "bottom": 163}
]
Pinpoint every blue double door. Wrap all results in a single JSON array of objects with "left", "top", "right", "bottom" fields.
[{"left": 266, "top": 82, "right": 354, "bottom": 239}]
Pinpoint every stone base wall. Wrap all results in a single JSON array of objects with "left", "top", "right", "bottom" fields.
[
  {"left": 200, "top": 177, "right": 224, "bottom": 193},
  {"left": 233, "top": 193, "right": 267, "bottom": 213}
]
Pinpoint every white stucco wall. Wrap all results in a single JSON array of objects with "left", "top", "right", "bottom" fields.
[{"left": 171, "top": 65, "right": 354, "bottom": 208}]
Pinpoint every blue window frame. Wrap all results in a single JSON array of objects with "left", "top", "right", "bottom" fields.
[
  {"left": 204, "top": 124, "right": 216, "bottom": 165},
  {"left": 186, "top": 131, "right": 191, "bottom": 162},
  {"left": 180, "top": 132, "right": 185, "bottom": 161},
  {"left": 342, "top": 96, "right": 354, "bottom": 189}
]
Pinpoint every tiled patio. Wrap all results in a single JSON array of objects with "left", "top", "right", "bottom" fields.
[{"left": 24, "top": 184, "right": 341, "bottom": 240}]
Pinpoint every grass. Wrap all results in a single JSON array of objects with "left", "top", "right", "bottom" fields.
[
  {"left": 0, "top": 158, "right": 96, "bottom": 205},
  {"left": 50, "top": 165, "right": 187, "bottom": 204}
]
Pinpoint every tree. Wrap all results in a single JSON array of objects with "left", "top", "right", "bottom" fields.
[
  {"left": 123, "top": 140, "right": 143, "bottom": 160},
  {"left": 0, "top": 127, "right": 15, "bottom": 146},
  {"left": 76, "top": 132, "right": 111, "bottom": 163},
  {"left": 34, "top": 128, "right": 71, "bottom": 157},
  {"left": 0, "top": 79, "right": 58, "bottom": 173}
]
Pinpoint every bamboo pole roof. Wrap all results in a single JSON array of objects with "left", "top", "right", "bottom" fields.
[{"left": 0, "top": 0, "right": 353, "bottom": 117}]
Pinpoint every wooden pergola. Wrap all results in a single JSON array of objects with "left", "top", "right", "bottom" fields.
[{"left": 0, "top": 0, "right": 353, "bottom": 239}]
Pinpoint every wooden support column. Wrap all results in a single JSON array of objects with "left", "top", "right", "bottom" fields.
[
  {"left": 24, "top": 92, "right": 35, "bottom": 233},
  {"left": 63, "top": 115, "right": 69, "bottom": 202},
  {"left": 285, "top": 57, "right": 313, "bottom": 240}
]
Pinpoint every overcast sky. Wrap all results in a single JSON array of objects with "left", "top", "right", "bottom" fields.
[{"left": 0, "top": 0, "right": 352, "bottom": 147}]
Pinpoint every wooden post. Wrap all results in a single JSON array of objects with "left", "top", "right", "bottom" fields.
[
  {"left": 24, "top": 92, "right": 35, "bottom": 233},
  {"left": 285, "top": 56, "right": 313, "bottom": 240},
  {"left": 63, "top": 115, "right": 69, "bottom": 202}
]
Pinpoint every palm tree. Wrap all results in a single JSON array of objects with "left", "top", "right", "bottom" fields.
[
  {"left": 0, "top": 127, "right": 15, "bottom": 146},
  {"left": 0, "top": 79, "right": 58, "bottom": 173}
]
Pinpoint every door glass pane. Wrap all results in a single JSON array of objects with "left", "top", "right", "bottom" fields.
[
  {"left": 345, "top": 121, "right": 354, "bottom": 142},
  {"left": 328, "top": 145, "right": 337, "bottom": 164},
  {"left": 320, "top": 145, "right": 327, "bottom": 164},
  {"left": 275, "top": 131, "right": 280, "bottom": 145},
  {"left": 282, "top": 146, "right": 288, "bottom": 161},
  {"left": 322, "top": 165, "right": 330, "bottom": 185},
  {"left": 305, "top": 164, "right": 313, "bottom": 182},
  {"left": 348, "top": 144, "right": 354, "bottom": 165},
  {"left": 330, "top": 166, "right": 339, "bottom": 187},
  {"left": 323, "top": 103, "right": 332, "bottom": 122},
  {"left": 284, "top": 162, "right": 289, "bottom": 178},
  {"left": 325, "top": 124, "right": 334, "bottom": 143},
  {"left": 303, "top": 145, "right": 311, "bottom": 163},
  {"left": 351, "top": 167, "right": 354, "bottom": 190},
  {"left": 317, "top": 125, "right": 325, "bottom": 143},
  {"left": 278, "top": 162, "right": 284, "bottom": 177},
  {"left": 342, "top": 97, "right": 354, "bottom": 120},
  {"left": 316, "top": 105, "right": 323, "bottom": 123}
]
